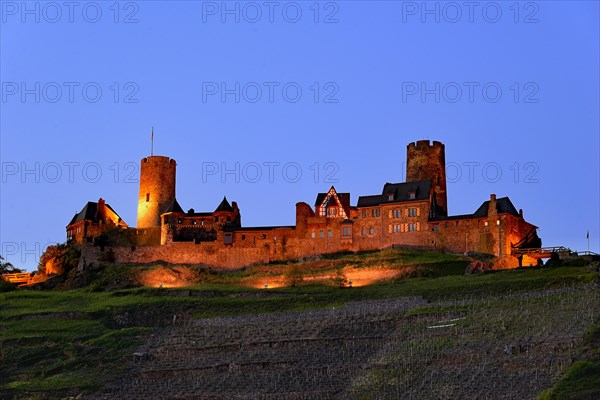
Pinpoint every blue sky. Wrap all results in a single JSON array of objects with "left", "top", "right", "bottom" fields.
[{"left": 1, "top": 1, "right": 598, "bottom": 270}]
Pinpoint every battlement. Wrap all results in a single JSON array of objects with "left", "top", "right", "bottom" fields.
[
  {"left": 407, "top": 140, "right": 445, "bottom": 150},
  {"left": 141, "top": 156, "right": 176, "bottom": 166}
]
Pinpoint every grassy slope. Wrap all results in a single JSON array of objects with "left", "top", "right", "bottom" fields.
[{"left": 0, "top": 249, "right": 596, "bottom": 399}]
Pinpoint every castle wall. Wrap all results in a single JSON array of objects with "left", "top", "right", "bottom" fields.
[
  {"left": 81, "top": 227, "right": 320, "bottom": 269},
  {"left": 81, "top": 209, "right": 537, "bottom": 270},
  {"left": 427, "top": 211, "right": 537, "bottom": 265}
]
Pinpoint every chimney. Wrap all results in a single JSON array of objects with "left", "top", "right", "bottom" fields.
[
  {"left": 519, "top": 209, "right": 523, "bottom": 218},
  {"left": 98, "top": 198, "right": 106, "bottom": 218},
  {"left": 487, "top": 194, "right": 497, "bottom": 218}
]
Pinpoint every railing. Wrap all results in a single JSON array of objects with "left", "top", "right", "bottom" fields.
[
  {"left": 512, "top": 246, "right": 572, "bottom": 255},
  {"left": 1, "top": 273, "right": 33, "bottom": 284},
  {"left": 576, "top": 251, "right": 600, "bottom": 257}
]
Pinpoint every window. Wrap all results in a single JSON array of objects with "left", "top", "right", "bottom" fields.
[
  {"left": 242, "top": 234, "right": 246, "bottom": 240},
  {"left": 327, "top": 229, "right": 332, "bottom": 238},
  {"left": 311, "top": 231, "right": 316, "bottom": 239},
  {"left": 372, "top": 209, "right": 380, "bottom": 217},
  {"left": 409, "top": 192, "right": 416, "bottom": 199},
  {"left": 393, "top": 209, "right": 401, "bottom": 218},
  {"left": 484, "top": 221, "right": 489, "bottom": 227},
  {"left": 177, "top": 218, "right": 182, "bottom": 224},
  {"left": 496, "top": 219, "right": 500, "bottom": 225},
  {"left": 433, "top": 225, "right": 439, "bottom": 231},
  {"left": 408, "top": 222, "right": 420, "bottom": 232},
  {"left": 319, "top": 230, "right": 324, "bottom": 238},
  {"left": 192, "top": 220, "right": 197, "bottom": 225},
  {"left": 389, "top": 224, "right": 401, "bottom": 233},
  {"left": 146, "top": 193, "right": 150, "bottom": 202},
  {"left": 328, "top": 207, "right": 337, "bottom": 216},
  {"left": 262, "top": 234, "right": 267, "bottom": 239},
  {"left": 387, "top": 194, "right": 394, "bottom": 201},
  {"left": 342, "top": 227, "right": 351, "bottom": 237},
  {"left": 362, "top": 227, "right": 367, "bottom": 236},
  {"left": 408, "top": 207, "right": 418, "bottom": 217},
  {"left": 369, "top": 227, "right": 375, "bottom": 235},
  {"left": 361, "top": 210, "right": 366, "bottom": 218},
  {"left": 318, "top": 207, "right": 327, "bottom": 217}
]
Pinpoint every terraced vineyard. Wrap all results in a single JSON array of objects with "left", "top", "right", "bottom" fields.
[{"left": 95, "top": 286, "right": 599, "bottom": 400}]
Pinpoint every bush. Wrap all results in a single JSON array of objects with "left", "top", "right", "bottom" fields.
[
  {"left": 284, "top": 264, "right": 304, "bottom": 287},
  {"left": 0, "top": 278, "right": 16, "bottom": 292},
  {"left": 39, "top": 243, "right": 80, "bottom": 276}
]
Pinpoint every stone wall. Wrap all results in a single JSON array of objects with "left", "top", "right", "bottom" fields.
[
  {"left": 137, "top": 156, "right": 176, "bottom": 228},
  {"left": 406, "top": 140, "right": 447, "bottom": 216}
]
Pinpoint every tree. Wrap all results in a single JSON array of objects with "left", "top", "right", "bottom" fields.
[
  {"left": 332, "top": 268, "right": 349, "bottom": 288},
  {"left": 0, "top": 256, "right": 21, "bottom": 274},
  {"left": 284, "top": 264, "right": 304, "bottom": 287}
]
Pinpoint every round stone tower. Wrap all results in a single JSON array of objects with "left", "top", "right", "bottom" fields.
[
  {"left": 137, "top": 156, "right": 176, "bottom": 228},
  {"left": 406, "top": 140, "right": 447, "bottom": 217}
]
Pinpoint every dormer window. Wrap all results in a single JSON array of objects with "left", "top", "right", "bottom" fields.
[
  {"left": 409, "top": 192, "right": 416, "bottom": 200},
  {"left": 387, "top": 194, "right": 394, "bottom": 201}
]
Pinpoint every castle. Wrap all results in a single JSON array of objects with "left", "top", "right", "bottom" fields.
[{"left": 66, "top": 140, "right": 541, "bottom": 269}]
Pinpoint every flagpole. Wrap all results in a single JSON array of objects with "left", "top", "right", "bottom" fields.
[{"left": 151, "top": 127, "right": 154, "bottom": 156}]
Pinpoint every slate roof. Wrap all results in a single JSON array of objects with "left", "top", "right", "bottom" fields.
[
  {"left": 163, "top": 198, "right": 184, "bottom": 214},
  {"left": 68, "top": 201, "right": 122, "bottom": 226},
  {"left": 430, "top": 196, "right": 522, "bottom": 221},
  {"left": 68, "top": 202, "right": 98, "bottom": 225},
  {"left": 356, "top": 195, "right": 382, "bottom": 207},
  {"left": 214, "top": 196, "right": 234, "bottom": 213},
  {"left": 357, "top": 180, "right": 431, "bottom": 207},
  {"left": 472, "top": 197, "right": 520, "bottom": 217}
]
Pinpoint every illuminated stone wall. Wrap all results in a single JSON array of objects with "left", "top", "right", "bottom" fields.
[
  {"left": 406, "top": 140, "right": 447, "bottom": 217},
  {"left": 137, "top": 156, "right": 176, "bottom": 228}
]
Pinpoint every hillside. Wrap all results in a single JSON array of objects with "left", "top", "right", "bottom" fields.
[{"left": 1, "top": 249, "right": 598, "bottom": 399}]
